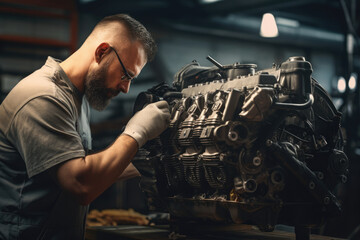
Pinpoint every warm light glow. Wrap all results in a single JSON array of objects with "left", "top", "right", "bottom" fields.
[
  {"left": 337, "top": 76, "right": 346, "bottom": 93},
  {"left": 348, "top": 73, "right": 357, "bottom": 90},
  {"left": 200, "top": 0, "right": 222, "bottom": 3},
  {"left": 260, "top": 13, "right": 278, "bottom": 38}
]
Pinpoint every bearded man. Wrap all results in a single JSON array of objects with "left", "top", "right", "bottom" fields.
[{"left": 0, "top": 14, "right": 170, "bottom": 239}]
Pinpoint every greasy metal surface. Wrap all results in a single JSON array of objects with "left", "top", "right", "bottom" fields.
[{"left": 85, "top": 224, "right": 346, "bottom": 240}]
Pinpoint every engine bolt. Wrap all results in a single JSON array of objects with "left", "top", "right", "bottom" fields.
[
  {"left": 253, "top": 157, "right": 262, "bottom": 166},
  {"left": 309, "top": 181, "right": 315, "bottom": 190},
  {"left": 228, "top": 131, "right": 238, "bottom": 141},
  {"left": 323, "top": 196, "right": 330, "bottom": 205},
  {"left": 340, "top": 158, "right": 347, "bottom": 165},
  {"left": 341, "top": 175, "right": 347, "bottom": 183},
  {"left": 317, "top": 172, "right": 324, "bottom": 180},
  {"left": 266, "top": 139, "right": 273, "bottom": 146},
  {"left": 245, "top": 179, "right": 257, "bottom": 193}
]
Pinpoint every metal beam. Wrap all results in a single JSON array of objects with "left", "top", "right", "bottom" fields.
[{"left": 201, "top": 0, "right": 323, "bottom": 15}]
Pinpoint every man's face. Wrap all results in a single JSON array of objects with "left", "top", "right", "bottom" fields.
[{"left": 85, "top": 41, "right": 147, "bottom": 111}]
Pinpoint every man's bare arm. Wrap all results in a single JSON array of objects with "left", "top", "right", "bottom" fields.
[{"left": 52, "top": 134, "right": 138, "bottom": 205}]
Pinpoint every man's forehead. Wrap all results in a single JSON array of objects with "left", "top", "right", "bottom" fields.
[{"left": 120, "top": 40, "right": 146, "bottom": 58}]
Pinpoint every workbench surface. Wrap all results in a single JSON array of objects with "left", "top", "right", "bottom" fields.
[{"left": 85, "top": 224, "right": 345, "bottom": 240}]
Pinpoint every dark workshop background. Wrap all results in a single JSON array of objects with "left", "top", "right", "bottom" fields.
[{"left": 0, "top": 0, "right": 359, "bottom": 238}]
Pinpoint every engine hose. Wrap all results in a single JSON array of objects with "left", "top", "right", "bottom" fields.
[{"left": 273, "top": 93, "right": 314, "bottom": 110}]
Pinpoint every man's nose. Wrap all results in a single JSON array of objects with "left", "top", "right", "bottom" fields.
[{"left": 120, "top": 80, "right": 131, "bottom": 93}]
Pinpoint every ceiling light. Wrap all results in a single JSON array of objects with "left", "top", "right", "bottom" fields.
[
  {"left": 348, "top": 73, "right": 357, "bottom": 90},
  {"left": 200, "top": 0, "right": 222, "bottom": 3},
  {"left": 337, "top": 76, "right": 346, "bottom": 93},
  {"left": 260, "top": 13, "right": 278, "bottom": 38}
]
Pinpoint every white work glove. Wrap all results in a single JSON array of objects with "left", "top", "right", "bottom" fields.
[{"left": 123, "top": 101, "right": 170, "bottom": 148}]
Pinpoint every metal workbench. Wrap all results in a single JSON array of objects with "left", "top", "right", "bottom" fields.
[{"left": 85, "top": 224, "right": 345, "bottom": 240}]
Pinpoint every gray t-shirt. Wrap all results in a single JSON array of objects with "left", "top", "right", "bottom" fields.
[{"left": 0, "top": 57, "right": 92, "bottom": 239}]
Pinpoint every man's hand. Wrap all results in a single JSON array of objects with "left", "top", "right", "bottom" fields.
[{"left": 122, "top": 100, "right": 170, "bottom": 148}]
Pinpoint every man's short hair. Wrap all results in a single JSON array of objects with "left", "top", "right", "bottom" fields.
[{"left": 95, "top": 14, "right": 157, "bottom": 61}]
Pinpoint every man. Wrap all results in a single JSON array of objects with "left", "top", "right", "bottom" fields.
[{"left": 0, "top": 14, "right": 170, "bottom": 239}]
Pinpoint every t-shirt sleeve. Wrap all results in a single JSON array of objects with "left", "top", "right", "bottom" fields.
[{"left": 7, "top": 95, "right": 86, "bottom": 178}]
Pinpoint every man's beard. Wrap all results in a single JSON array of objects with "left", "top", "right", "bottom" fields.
[{"left": 84, "top": 61, "right": 119, "bottom": 111}]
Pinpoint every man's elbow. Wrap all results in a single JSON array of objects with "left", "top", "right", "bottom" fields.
[
  {"left": 77, "top": 194, "right": 93, "bottom": 206},
  {"left": 71, "top": 183, "right": 94, "bottom": 206},
  {"left": 53, "top": 158, "right": 96, "bottom": 205},
  {"left": 57, "top": 175, "right": 94, "bottom": 205}
]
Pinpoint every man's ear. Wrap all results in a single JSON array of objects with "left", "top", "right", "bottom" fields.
[{"left": 95, "top": 42, "right": 111, "bottom": 63}]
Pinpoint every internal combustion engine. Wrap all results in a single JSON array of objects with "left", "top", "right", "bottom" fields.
[{"left": 132, "top": 56, "right": 349, "bottom": 235}]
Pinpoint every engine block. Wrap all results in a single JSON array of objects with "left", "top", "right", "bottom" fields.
[{"left": 132, "top": 56, "right": 348, "bottom": 231}]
